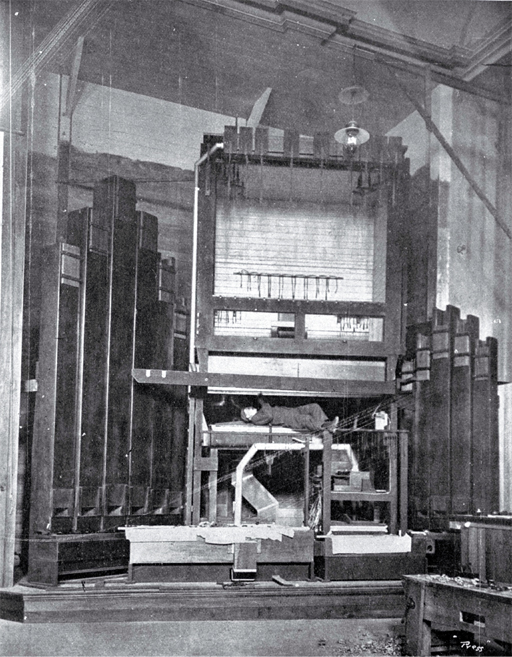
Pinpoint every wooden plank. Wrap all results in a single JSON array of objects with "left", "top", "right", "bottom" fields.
[
  {"left": 195, "top": 157, "right": 216, "bottom": 359},
  {"left": 192, "top": 398, "right": 204, "bottom": 525},
  {"left": 238, "top": 127, "right": 253, "bottom": 155},
  {"left": 130, "top": 540, "right": 234, "bottom": 564},
  {"left": 411, "top": 332, "right": 431, "bottom": 530},
  {"left": 313, "top": 132, "right": 330, "bottom": 161},
  {"left": 28, "top": 246, "right": 61, "bottom": 536},
  {"left": 204, "top": 335, "right": 388, "bottom": 358},
  {"left": 472, "top": 338, "right": 500, "bottom": 514},
  {"left": 450, "top": 316, "right": 479, "bottom": 514},
  {"left": 399, "top": 431, "right": 408, "bottom": 533},
  {"left": 384, "top": 159, "right": 407, "bottom": 363},
  {"left": 151, "top": 257, "right": 178, "bottom": 513},
  {"left": 322, "top": 431, "right": 332, "bottom": 534},
  {"left": 283, "top": 129, "right": 300, "bottom": 159},
  {"left": 388, "top": 435, "right": 398, "bottom": 534},
  {"left": 94, "top": 177, "right": 137, "bottom": 518},
  {"left": 253, "top": 126, "right": 268, "bottom": 157},
  {"left": 130, "top": 213, "right": 160, "bottom": 514},
  {"left": 429, "top": 306, "right": 459, "bottom": 527},
  {"left": 133, "top": 368, "right": 396, "bottom": 397},
  {"left": 330, "top": 491, "right": 395, "bottom": 503},
  {"left": 53, "top": 245, "right": 82, "bottom": 496},
  {"left": 0, "top": 580, "right": 405, "bottom": 623},
  {"left": 78, "top": 243, "right": 109, "bottom": 530}
]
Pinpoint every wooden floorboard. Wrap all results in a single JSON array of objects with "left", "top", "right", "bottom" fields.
[{"left": 0, "top": 578, "right": 405, "bottom": 624}]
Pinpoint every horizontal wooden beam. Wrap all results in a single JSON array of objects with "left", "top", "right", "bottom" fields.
[
  {"left": 202, "top": 336, "right": 387, "bottom": 358},
  {"left": 133, "top": 368, "right": 395, "bottom": 397},
  {"left": 209, "top": 297, "right": 386, "bottom": 316}
]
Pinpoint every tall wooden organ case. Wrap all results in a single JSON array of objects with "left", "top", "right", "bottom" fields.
[
  {"left": 27, "top": 176, "right": 187, "bottom": 584},
  {"left": 184, "top": 127, "right": 410, "bottom": 526}
]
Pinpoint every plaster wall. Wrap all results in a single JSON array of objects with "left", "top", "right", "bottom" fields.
[
  {"left": 29, "top": 72, "right": 238, "bottom": 297},
  {"left": 499, "top": 383, "right": 512, "bottom": 512},
  {"left": 389, "top": 84, "right": 512, "bottom": 383}
]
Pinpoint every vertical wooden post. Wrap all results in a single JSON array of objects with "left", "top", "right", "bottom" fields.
[
  {"left": 184, "top": 396, "right": 196, "bottom": 525},
  {"left": 321, "top": 430, "right": 332, "bottom": 534},
  {"left": 0, "top": 130, "right": 26, "bottom": 587},
  {"left": 0, "top": 1, "right": 27, "bottom": 587},
  {"left": 399, "top": 431, "right": 408, "bottom": 534}
]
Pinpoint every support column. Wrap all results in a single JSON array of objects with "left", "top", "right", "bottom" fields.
[{"left": 0, "top": 0, "right": 27, "bottom": 588}]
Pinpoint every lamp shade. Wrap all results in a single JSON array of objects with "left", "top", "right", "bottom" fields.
[{"left": 334, "top": 120, "right": 370, "bottom": 153}]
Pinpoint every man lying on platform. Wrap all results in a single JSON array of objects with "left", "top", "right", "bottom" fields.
[{"left": 241, "top": 398, "right": 338, "bottom": 433}]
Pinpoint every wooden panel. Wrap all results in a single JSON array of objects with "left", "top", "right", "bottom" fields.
[
  {"left": 130, "top": 540, "right": 234, "bottom": 564},
  {"left": 27, "top": 534, "right": 129, "bottom": 585},
  {"left": 460, "top": 520, "right": 512, "bottom": 583}
]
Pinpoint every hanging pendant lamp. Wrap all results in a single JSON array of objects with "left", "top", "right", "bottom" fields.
[
  {"left": 335, "top": 48, "right": 370, "bottom": 155},
  {"left": 335, "top": 119, "right": 370, "bottom": 154}
]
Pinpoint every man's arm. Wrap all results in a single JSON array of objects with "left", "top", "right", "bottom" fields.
[{"left": 250, "top": 402, "right": 274, "bottom": 425}]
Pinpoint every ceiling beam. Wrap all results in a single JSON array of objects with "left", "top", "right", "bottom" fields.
[
  {"left": 461, "top": 18, "right": 512, "bottom": 81},
  {"left": 1, "top": 0, "right": 111, "bottom": 112},
  {"left": 183, "top": 0, "right": 469, "bottom": 69},
  {"left": 182, "top": 0, "right": 509, "bottom": 105}
]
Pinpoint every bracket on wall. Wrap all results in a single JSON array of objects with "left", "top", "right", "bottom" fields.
[
  {"left": 246, "top": 87, "right": 272, "bottom": 128},
  {"left": 64, "top": 36, "right": 85, "bottom": 118}
]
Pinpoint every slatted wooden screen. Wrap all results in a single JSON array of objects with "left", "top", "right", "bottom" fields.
[{"left": 214, "top": 166, "right": 386, "bottom": 303}]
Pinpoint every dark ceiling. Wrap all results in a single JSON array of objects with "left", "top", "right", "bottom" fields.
[{"left": 18, "top": 0, "right": 512, "bottom": 140}]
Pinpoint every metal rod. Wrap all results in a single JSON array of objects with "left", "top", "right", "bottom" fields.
[{"left": 189, "top": 142, "right": 224, "bottom": 369}]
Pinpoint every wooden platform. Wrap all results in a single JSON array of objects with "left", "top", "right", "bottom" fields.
[
  {"left": 0, "top": 577, "right": 405, "bottom": 624},
  {"left": 314, "top": 532, "right": 427, "bottom": 581}
]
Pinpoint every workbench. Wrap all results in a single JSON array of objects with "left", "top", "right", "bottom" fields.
[{"left": 403, "top": 574, "right": 512, "bottom": 656}]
